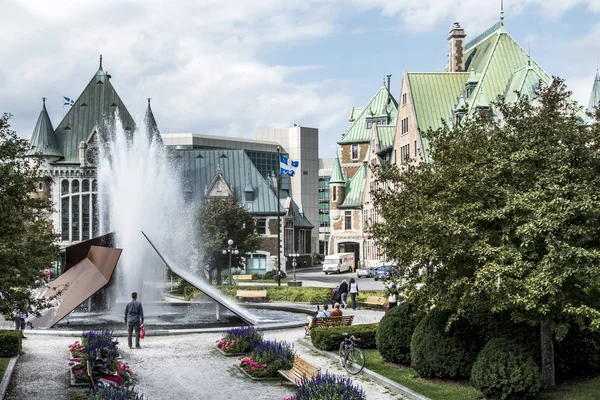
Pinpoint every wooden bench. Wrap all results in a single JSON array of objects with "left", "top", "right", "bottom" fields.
[
  {"left": 233, "top": 274, "right": 253, "bottom": 281},
  {"left": 304, "top": 315, "right": 354, "bottom": 336},
  {"left": 236, "top": 289, "right": 267, "bottom": 300},
  {"left": 359, "top": 296, "right": 387, "bottom": 308},
  {"left": 278, "top": 355, "right": 320, "bottom": 386},
  {"left": 86, "top": 360, "right": 117, "bottom": 393}
]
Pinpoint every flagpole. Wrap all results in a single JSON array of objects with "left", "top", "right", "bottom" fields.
[{"left": 277, "top": 146, "right": 282, "bottom": 287}]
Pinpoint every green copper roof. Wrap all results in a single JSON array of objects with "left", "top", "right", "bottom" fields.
[
  {"left": 339, "top": 163, "right": 366, "bottom": 209},
  {"left": 330, "top": 154, "right": 345, "bottom": 184},
  {"left": 587, "top": 70, "right": 600, "bottom": 119},
  {"left": 27, "top": 99, "right": 62, "bottom": 157},
  {"left": 144, "top": 99, "right": 162, "bottom": 144},
  {"left": 377, "top": 125, "right": 395, "bottom": 151},
  {"left": 339, "top": 86, "right": 398, "bottom": 144},
  {"left": 289, "top": 198, "right": 314, "bottom": 228},
  {"left": 54, "top": 61, "right": 137, "bottom": 163},
  {"left": 504, "top": 65, "right": 545, "bottom": 103}
]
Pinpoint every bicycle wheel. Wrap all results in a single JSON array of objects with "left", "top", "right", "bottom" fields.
[
  {"left": 344, "top": 347, "right": 365, "bottom": 374},
  {"left": 338, "top": 342, "right": 347, "bottom": 368}
]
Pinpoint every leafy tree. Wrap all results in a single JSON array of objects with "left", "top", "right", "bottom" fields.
[
  {"left": 0, "top": 113, "right": 59, "bottom": 319},
  {"left": 371, "top": 79, "right": 600, "bottom": 388},
  {"left": 196, "top": 197, "right": 261, "bottom": 284}
]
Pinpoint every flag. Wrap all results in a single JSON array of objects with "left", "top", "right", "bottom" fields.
[
  {"left": 280, "top": 155, "right": 299, "bottom": 177},
  {"left": 63, "top": 96, "right": 75, "bottom": 106}
]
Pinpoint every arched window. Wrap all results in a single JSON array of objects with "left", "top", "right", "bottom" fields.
[
  {"left": 92, "top": 180, "right": 97, "bottom": 192},
  {"left": 61, "top": 180, "right": 69, "bottom": 196},
  {"left": 82, "top": 179, "right": 90, "bottom": 192},
  {"left": 72, "top": 180, "right": 79, "bottom": 193}
]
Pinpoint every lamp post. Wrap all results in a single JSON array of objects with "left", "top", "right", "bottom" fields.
[
  {"left": 277, "top": 146, "right": 282, "bottom": 287},
  {"left": 222, "top": 239, "right": 239, "bottom": 285},
  {"left": 289, "top": 253, "right": 299, "bottom": 282}
]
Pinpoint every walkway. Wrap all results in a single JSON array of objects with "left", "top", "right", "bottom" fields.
[{"left": 5, "top": 307, "right": 406, "bottom": 399}]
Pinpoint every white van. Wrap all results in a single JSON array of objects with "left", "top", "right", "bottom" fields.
[{"left": 323, "top": 253, "right": 355, "bottom": 274}]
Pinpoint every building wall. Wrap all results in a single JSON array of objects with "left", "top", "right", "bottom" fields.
[{"left": 393, "top": 71, "right": 422, "bottom": 167}]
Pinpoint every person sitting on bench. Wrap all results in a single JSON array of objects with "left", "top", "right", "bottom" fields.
[
  {"left": 316, "top": 304, "right": 330, "bottom": 318},
  {"left": 329, "top": 302, "right": 343, "bottom": 317},
  {"left": 92, "top": 348, "right": 124, "bottom": 387}
]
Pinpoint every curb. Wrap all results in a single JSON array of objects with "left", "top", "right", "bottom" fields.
[
  {"left": 296, "top": 339, "right": 430, "bottom": 400},
  {"left": 0, "top": 355, "right": 19, "bottom": 399}
]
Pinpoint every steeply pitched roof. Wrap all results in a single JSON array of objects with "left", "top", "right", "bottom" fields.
[
  {"left": 504, "top": 64, "right": 545, "bottom": 103},
  {"left": 283, "top": 195, "right": 314, "bottom": 228},
  {"left": 588, "top": 70, "right": 600, "bottom": 120},
  {"left": 339, "top": 163, "right": 366, "bottom": 209},
  {"left": 177, "top": 149, "right": 284, "bottom": 215},
  {"left": 27, "top": 99, "right": 62, "bottom": 157},
  {"left": 144, "top": 98, "right": 163, "bottom": 145},
  {"left": 339, "top": 86, "right": 398, "bottom": 144},
  {"left": 330, "top": 154, "right": 345, "bottom": 184},
  {"left": 53, "top": 59, "right": 137, "bottom": 163},
  {"left": 376, "top": 125, "right": 395, "bottom": 152}
]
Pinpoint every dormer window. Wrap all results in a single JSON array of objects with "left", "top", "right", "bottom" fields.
[{"left": 351, "top": 144, "right": 359, "bottom": 160}]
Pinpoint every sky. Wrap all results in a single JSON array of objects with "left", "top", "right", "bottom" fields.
[{"left": 1, "top": 0, "right": 600, "bottom": 158}]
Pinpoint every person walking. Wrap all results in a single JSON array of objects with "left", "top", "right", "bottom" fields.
[
  {"left": 13, "top": 309, "right": 27, "bottom": 338},
  {"left": 124, "top": 292, "right": 144, "bottom": 349},
  {"left": 339, "top": 279, "right": 349, "bottom": 309},
  {"left": 349, "top": 278, "right": 359, "bottom": 310}
]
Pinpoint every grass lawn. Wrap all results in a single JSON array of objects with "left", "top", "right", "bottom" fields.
[
  {"left": 363, "top": 350, "right": 482, "bottom": 400},
  {"left": 537, "top": 377, "right": 600, "bottom": 400},
  {"left": 0, "top": 357, "right": 11, "bottom": 382}
]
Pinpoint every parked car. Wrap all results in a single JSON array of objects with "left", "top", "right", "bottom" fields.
[
  {"left": 356, "top": 266, "right": 376, "bottom": 278},
  {"left": 374, "top": 265, "right": 392, "bottom": 281}
]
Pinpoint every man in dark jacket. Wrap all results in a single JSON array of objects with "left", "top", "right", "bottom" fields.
[{"left": 124, "top": 292, "right": 144, "bottom": 349}]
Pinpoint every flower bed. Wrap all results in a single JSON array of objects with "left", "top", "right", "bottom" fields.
[
  {"left": 69, "top": 360, "right": 88, "bottom": 386},
  {"left": 91, "top": 385, "right": 144, "bottom": 399},
  {"left": 286, "top": 371, "right": 366, "bottom": 400},
  {"left": 238, "top": 339, "right": 294, "bottom": 379},
  {"left": 216, "top": 324, "right": 263, "bottom": 356}
]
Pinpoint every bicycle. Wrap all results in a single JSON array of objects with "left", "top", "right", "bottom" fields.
[{"left": 338, "top": 332, "right": 365, "bottom": 374}]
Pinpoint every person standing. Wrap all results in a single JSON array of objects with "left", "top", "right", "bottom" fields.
[
  {"left": 13, "top": 309, "right": 27, "bottom": 338},
  {"left": 124, "top": 292, "right": 144, "bottom": 349},
  {"left": 349, "top": 278, "right": 359, "bottom": 310},
  {"left": 339, "top": 279, "right": 349, "bottom": 309}
]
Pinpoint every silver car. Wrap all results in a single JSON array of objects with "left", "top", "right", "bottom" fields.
[{"left": 356, "top": 266, "right": 376, "bottom": 278}]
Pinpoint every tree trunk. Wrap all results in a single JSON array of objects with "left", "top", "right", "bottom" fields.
[
  {"left": 216, "top": 268, "right": 222, "bottom": 286},
  {"left": 540, "top": 318, "right": 555, "bottom": 388}
]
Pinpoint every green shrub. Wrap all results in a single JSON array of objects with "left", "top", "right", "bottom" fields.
[
  {"left": 311, "top": 323, "right": 378, "bottom": 351},
  {"left": 471, "top": 337, "right": 541, "bottom": 400},
  {"left": 220, "top": 286, "right": 332, "bottom": 303},
  {"left": 0, "top": 330, "right": 21, "bottom": 357},
  {"left": 554, "top": 323, "right": 600, "bottom": 380},
  {"left": 410, "top": 309, "right": 482, "bottom": 379},
  {"left": 376, "top": 302, "right": 425, "bottom": 365},
  {"left": 263, "top": 270, "right": 287, "bottom": 280}
]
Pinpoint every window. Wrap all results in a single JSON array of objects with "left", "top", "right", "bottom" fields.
[
  {"left": 351, "top": 144, "right": 359, "bottom": 160},
  {"left": 61, "top": 198, "right": 69, "bottom": 241},
  {"left": 400, "top": 144, "right": 410, "bottom": 163},
  {"left": 401, "top": 117, "right": 409, "bottom": 135},
  {"left": 38, "top": 182, "right": 43, "bottom": 191},
  {"left": 344, "top": 211, "right": 352, "bottom": 230},
  {"left": 72, "top": 180, "right": 79, "bottom": 193},
  {"left": 366, "top": 121, "right": 372, "bottom": 129},
  {"left": 256, "top": 219, "right": 267, "bottom": 235},
  {"left": 61, "top": 180, "right": 69, "bottom": 195},
  {"left": 247, "top": 254, "right": 267, "bottom": 272},
  {"left": 414, "top": 141, "right": 418, "bottom": 157},
  {"left": 332, "top": 188, "right": 337, "bottom": 202},
  {"left": 284, "top": 220, "right": 294, "bottom": 254},
  {"left": 402, "top": 93, "right": 407, "bottom": 105},
  {"left": 82, "top": 179, "right": 90, "bottom": 192}
]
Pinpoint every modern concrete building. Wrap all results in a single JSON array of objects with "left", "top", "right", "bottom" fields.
[{"left": 318, "top": 158, "right": 334, "bottom": 255}]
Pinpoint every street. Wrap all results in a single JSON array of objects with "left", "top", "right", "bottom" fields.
[{"left": 293, "top": 266, "right": 387, "bottom": 291}]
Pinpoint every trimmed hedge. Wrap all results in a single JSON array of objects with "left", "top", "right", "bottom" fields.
[
  {"left": 376, "top": 302, "right": 425, "bottom": 365},
  {"left": 471, "top": 337, "right": 541, "bottom": 400},
  {"left": 0, "top": 330, "right": 21, "bottom": 357},
  {"left": 220, "top": 285, "right": 332, "bottom": 303},
  {"left": 311, "top": 323, "right": 378, "bottom": 351},
  {"left": 410, "top": 309, "right": 482, "bottom": 379}
]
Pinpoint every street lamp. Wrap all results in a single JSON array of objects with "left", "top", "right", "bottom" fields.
[
  {"left": 222, "top": 239, "right": 239, "bottom": 285},
  {"left": 289, "top": 253, "right": 299, "bottom": 282}
]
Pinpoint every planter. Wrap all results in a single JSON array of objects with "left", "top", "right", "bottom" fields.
[
  {"left": 235, "top": 365, "right": 280, "bottom": 381},
  {"left": 70, "top": 368, "right": 89, "bottom": 387},
  {"left": 70, "top": 351, "right": 122, "bottom": 360},
  {"left": 215, "top": 346, "right": 247, "bottom": 357}
]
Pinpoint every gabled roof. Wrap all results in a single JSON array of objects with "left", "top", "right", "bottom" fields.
[
  {"left": 144, "top": 99, "right": 163, "bottom": 145},
  {"left": 177, "top": 149, "right": 285, "bottom": 215},
  {"left": 205, "top": 164, "right": 235, "bottom": 198},
  {"left": 587, "top": 70, "right": 600, "bottom": 120},
  {"left": 339, "top": 86, "right": 398, "bottom": 144},
  {"left": 339, "top": 163, "right": 366, "bottom": 209},
  {"left": 53, "top": 58, "right": 137, "bottom": 163},
  {"left": 27, "top": 99, "right": 62, "bottom": 157},
  {"left": 281, "top": 194, "right": 314, "bottom": 229},
  {"left": 330, "top": 154, "right": 345, "bottom": 184},
  {"left": 504, "top": 64, "right": 545, "bottom": 103}
]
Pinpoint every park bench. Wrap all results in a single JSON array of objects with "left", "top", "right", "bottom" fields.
[
  {"left": 304, "top": 315, "right": 354, "bottom": 337},
  {"left": 86, "top": 360, "right": 117, "bottom": 394},
  {"left": 359, "top": 296, "right": 387, "bottom": 309},
  {"left": 278, "top": 355, "right": 320, "bottom": 386},
  {"left": 236, "top": 289, "right": 267, "bottom": 301},
  {"left": 233, "top": 274, "right": 253, "bottom": 281}
]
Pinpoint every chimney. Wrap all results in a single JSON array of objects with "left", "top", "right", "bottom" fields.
[{"left": 448, "top": 22, "right": 466, "bottom": 72}]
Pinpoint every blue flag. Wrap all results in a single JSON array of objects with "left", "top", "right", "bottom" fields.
[
  {"left": 280, "top": 155, "right": 299, "bottom": 177},
  {"left": 63, "top": 96, "right": 75, "bottom": 106}
]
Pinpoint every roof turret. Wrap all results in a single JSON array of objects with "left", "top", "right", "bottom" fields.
[
  {"left": 27, "top": 98, "right": 62, "bottom": 157},
  {"left": 330, "top": 154, "right": 345, "bottom": 184},
  {"left": 144, "top": 98, "right": 163, "bottom": 144},
  {"left": 587, "top": 70, "right": 600, "bottom": 119}
]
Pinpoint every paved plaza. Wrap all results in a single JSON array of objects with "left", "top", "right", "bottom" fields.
[{"left": 5, "top": 306, "right": 406, "bottom": 400}]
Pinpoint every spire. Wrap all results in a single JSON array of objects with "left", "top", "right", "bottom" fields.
[
  {"left": 330, "top": 153, "right": 345, "bottom": 184},
  {"left": 500, "top": 0, "right": 505, "bottom": 25},
  {"left": 27, "top": 98, "right": 62, "bottom": 157},
  {"left": 587, "top": 70, "right": 600, "bottom": 119},
  {"left": 144, "top": 98, "right": 163, "bottom": 145},
  {"left": 99, "top": 54, "right": 103, "bottom": 70}
]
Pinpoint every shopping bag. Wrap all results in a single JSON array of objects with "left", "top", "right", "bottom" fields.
[{"left": 140, "top": 324, "right": 145, "bottom": 339}]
